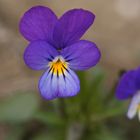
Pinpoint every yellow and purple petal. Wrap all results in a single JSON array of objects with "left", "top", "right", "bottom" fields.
[
  {"left": 24, "top": 41, "right": 58, "bottom": 70},
  {"left": 61, "top": 40, "right": 101, "bottom": 70},
  {"left": 19, "top": 6, "right": 57, "bottom": 42},
  {"left": 53, "top": 9, "right": 95, "bottom": 49},
  {"left": 39, "top": 67, "right": 80, "bottom": 100}
]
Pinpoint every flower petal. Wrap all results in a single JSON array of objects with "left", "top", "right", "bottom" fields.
[
  {"left": 58, "top": 68, "right": 80, "bottom": 97},
  {"left": 53, "top": 9, "right": 95, "bottom": 49},
  {"left": 127, "top": 92, "right": 140, "bottom": 119},
  {"left": 61, "top": 40, "right": 101, "bottom": 70},
  {"left": 127, "top": 100, "right": 137, "bottom": 119},
  {"left": 19, "top": 6, "right": 57, "bottom": 42},
  {"left": 24, "top": 41, "right": 58, "bottom": 70},
  {"left": 38, "top": 68, "right": 80, "bottom": 100},
  {"left": 138, "top": 110, "right": 140, "bottom": 121},
  {"left": 116, "top": 70, "right": 138, "bottom": 100},
  {"left": 39, "top": 70, "right": 58, "bottom": 100},
  {"left": 134, "top": 67, "right": 140, "bottom": 89}
]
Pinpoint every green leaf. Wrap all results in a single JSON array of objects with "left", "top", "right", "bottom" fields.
[
  {"left": 90, "top": 101, "right": 126, "bottom": 122},
  {"left": 0, "top": 92, "right": 39, "bottom": 123},
  {"left": 84, "top": 68, "right": 106, "bottom": 115},
  {"left": 34, "top": 111, "right": 65, "bottom": 126},
  {"left": 95, "top": 127, "right": 123, "bottom": 140},
  {"left": 32, "top": 129, "right": 65, "bottom": 140}
]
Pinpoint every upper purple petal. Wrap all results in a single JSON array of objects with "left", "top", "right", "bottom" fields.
[
  {"left": 53, "top": 9, "right": 95, "bottom": 49},
  {"left": 116, "top": 70, "right": 138, "bottom": 100},
  {"left": 19, "top": 6, "right": 57, "bottom": 42},
  {"left": 24, "top": 41, "right": 58, "bottom": 70},
  {"left": 61, "top": 40, "right": 101, "bottom": 70}
]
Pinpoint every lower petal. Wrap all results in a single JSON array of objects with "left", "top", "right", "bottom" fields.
[
  {"left": 127, "top": 92, "right": 140, "bottom": 119},
  {"left": 58, "top": 68, "right": 80, "bottom": 97},
  {"left": 127, "top": 100, "right": 137, "bottom": 119},
  {"left": 39, "top": 70, "right": 58, "bottom": 100},
  {"left": 38, "top": 68, "right": 80, "bottom": 100}
]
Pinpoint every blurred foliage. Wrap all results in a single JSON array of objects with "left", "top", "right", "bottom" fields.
[
  {"left": 0, "top": 93, "right": 39, "bottom": 123},
  {"left": 0, "top": 67, "right": 139, "bottom": 140}
]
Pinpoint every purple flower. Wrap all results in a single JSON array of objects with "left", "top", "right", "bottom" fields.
[
  {"left": 116, "top": 67, "right": 140, "bottom": 120},
  {"left": 19, "top": 6, "right": 101, "bottom": 100}
]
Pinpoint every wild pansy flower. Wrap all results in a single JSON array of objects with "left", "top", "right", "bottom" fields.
[
  {"left": 116, "top": 67, "right": 140, "bottom": 120},
  {"left": 19, "top": 6, "right": 101, "bottom": 100}
]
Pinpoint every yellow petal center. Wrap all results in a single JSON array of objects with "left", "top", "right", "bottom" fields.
[
  {"left": 137, "top": 104, "right": 140, "bottom": 111},
  {"left": 48, "top": 56, "right": 68, "bottom": 76}
]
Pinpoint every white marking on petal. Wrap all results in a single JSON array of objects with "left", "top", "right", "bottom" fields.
[
  {"left": 127, "top": 91, "right": 140, "bottom": 119},
  {"left": 127, "top": 100, "right": 137, "bottom": 119},
  {"left": 138, "top": 110, "right": 140, "bottom": 121}
]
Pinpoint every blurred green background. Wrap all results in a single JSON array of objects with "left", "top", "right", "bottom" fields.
[{"left": 0, "top": 0, "right": 140, "bottom": 140}]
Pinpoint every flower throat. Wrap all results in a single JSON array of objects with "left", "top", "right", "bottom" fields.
[{"left": 49, "top": 56, "right": 68, "bottom": 76}]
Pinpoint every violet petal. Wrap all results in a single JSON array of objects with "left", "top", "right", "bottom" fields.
[
  {"left": 19, "top": 6, "right": 57, "bottom": 42},
  {"left": 116, "top": 70, "right": 138, "bottom": 100},
  {"left": 39, "top": 68, "right": 80, "bottom": 100},
  {"left": 61, "top": 40, "right": 101, "bottom": 70},
  {"left": 24, "top": 41, "right": 58, "bottom": 70},
  {"left": 53, "top": 9, "right": 95, "bottom": 49}
]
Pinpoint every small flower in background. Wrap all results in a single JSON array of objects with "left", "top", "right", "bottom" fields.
[
  {"left": 116, "top": 67, "right": 140, "bottom": 120},
  {"left": 19, "top": 6, "right": 101, "bottom": 100}
]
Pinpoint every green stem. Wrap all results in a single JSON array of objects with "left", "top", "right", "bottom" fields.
[{"left": 58, "top": 98, "right": 67, "bottom": 119}]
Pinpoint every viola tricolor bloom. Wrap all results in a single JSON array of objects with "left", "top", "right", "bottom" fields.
[
  {"left": 19, "top": 6, "right": 101, "bottom": 100},
  {"left": 116, "top": 67, "right": 140, "bottom": 120}
]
